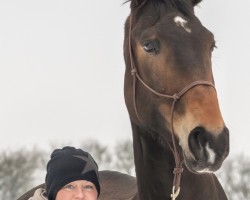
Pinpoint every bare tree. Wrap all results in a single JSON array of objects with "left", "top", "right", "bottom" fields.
[
  {"left": 80, "top": 140, "right": 112, "bottom": 170},
  {"left": 113, "top": 140, "right": 134, "bottom": 175},
  {"left": 5, "top": 141, "right": 250, "bottom": 200},
  {"left": 0, "top": 148, "right": 46, "bottom": 200},
  {"left": 217, "top": 154, "right": 250, "bottom": 200},
  {"left": 81, "top": 139, "right": 134, "bottom": 175}
]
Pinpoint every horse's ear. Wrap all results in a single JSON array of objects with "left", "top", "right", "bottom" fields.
[{"left": 191, "top": 0, "right": 202, "bottom": 6}]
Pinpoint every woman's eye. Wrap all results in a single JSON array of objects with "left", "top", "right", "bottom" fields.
[
  {"left": 142, "top": 40, "right": 160, "bottom": 54},
  {"left": 83, "top": 185, "right": 95, "bottom": 190},
  {"left": 64, "top": 184, "right": 75, "bottom": 190}
]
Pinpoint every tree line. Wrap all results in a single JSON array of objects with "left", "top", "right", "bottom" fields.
[{"left": 0, "top": 140, "right": 249, "bottom": 200}]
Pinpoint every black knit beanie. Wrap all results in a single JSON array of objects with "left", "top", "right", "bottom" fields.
[{"left": 45, "top": 146, "right": 100, "bottom": 200}]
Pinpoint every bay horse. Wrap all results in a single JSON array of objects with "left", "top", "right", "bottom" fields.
[
  {"left": 18, "top": 0, "right": 229, "bottom": 200},
  {"left": 17, "top": 171, "right": 138, "bottom": 200},
  {"left": 123, "top": 0, "right": 229, "bottom": 199}
]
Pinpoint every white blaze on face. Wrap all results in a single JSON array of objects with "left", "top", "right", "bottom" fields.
[{"left": 174, "top": 16, "right": 191, "bottom": 33}]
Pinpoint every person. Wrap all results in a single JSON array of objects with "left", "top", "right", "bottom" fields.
[{"left": 29, "top": 146, "right": 100, "bottom": 200}]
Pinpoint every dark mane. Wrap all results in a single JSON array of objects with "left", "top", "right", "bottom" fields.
[{"left": 125, "top": 0, "right": 195, "bottom": 17}]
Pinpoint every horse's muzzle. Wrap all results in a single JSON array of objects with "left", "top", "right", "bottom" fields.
[{"left": 185, "top": 126, "right": 229, "bottom": 173}]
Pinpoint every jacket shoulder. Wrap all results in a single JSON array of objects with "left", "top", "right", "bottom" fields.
[{"left": 28, "top": 188, "right": 47, "bottom": 200}]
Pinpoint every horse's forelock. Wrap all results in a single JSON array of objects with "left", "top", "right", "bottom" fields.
[
  {"left": 125, "top": 0, "right": 165, "bottom": 9},
  {"left": 125, "top": 0, "right": 197, "bottom": 17}
]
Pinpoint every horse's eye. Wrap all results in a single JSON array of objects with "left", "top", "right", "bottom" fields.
[{"left": 142, "top": 40, "right": 160, "bottom": 54}]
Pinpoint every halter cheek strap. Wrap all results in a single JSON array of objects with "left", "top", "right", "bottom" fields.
[{"left": 128, "top": 15, "right": 216, "bottom": 200}]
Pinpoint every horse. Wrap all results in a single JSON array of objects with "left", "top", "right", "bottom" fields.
[
  {"left": 18, "top": 0, "right": 229, "bottom": 199},
  {"left": 123, "top": 0, "right": 229, "bottom": 199},
  {"left": 17, "top": 170, "right": 138, "bottom": 200}
]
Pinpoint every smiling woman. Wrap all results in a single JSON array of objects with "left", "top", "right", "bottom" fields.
[
  {"left": 28, "top": 146, "right": 100, "bottom": 200},
  {"left": 18, "top": 147, "right": 138, "bottom": 200}
]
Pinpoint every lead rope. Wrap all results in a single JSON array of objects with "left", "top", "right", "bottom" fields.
[
  {"left": 128, "top": 14, "right": 215, "bottom": 200},
  {"left": 168, "top": 81, "right": 215, "bottom": 200}
]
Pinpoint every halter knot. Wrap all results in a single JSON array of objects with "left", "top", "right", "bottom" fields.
[
  {"left": 173, "top": 93, "right": 180, "bottom": 101},
  {"left": 173, "top": 167, "right": 183, "bottom": 175},
  {"left": 131, "top": 68, "right": 137, "bottom": 76}
]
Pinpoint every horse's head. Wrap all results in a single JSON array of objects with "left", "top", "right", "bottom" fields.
[{"left": 124, "top": 0, "right": 229, "bottom": 173}]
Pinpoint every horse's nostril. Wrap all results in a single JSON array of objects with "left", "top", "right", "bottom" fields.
[
  {"left": 186, "top": 127, "right": 229, "bottom": 172},
  {"left": 188, "top": 127, "right": 208, "bottom": 161}
]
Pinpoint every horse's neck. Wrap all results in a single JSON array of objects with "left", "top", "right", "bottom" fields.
[
  {"left": 131, "top": 122, "right": 174, "bottom": 200},
  {"left": 180, "top": 169, "right": 228, "bottom": 200},
  {"left": 131, "top": 122, "right": 228, "bottom": 200}
]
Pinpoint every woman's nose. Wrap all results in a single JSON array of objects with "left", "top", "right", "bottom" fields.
[{"left": 74, "top": 188, "right": 85, "bottom": 199}]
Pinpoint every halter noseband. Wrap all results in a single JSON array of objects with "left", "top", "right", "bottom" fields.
[{"left": 128, "top": 15, "right": 215, "bottom": 200}]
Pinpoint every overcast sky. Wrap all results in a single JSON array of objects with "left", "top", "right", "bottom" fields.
[{"left": 0, "top": 0, "right": 249, "bottom": 159}]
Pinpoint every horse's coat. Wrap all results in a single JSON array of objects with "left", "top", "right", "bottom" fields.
[{"left": 123, "top": 0, "right": 229, "bottom": 199}]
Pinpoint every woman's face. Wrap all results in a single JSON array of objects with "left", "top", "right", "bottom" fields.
[{"left": 56, "top": 180, "right": 98, "bottom": 200}]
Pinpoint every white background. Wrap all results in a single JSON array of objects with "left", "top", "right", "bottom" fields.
[{"left": 0, "top": 0, "right": 249, "bottom": 159}]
